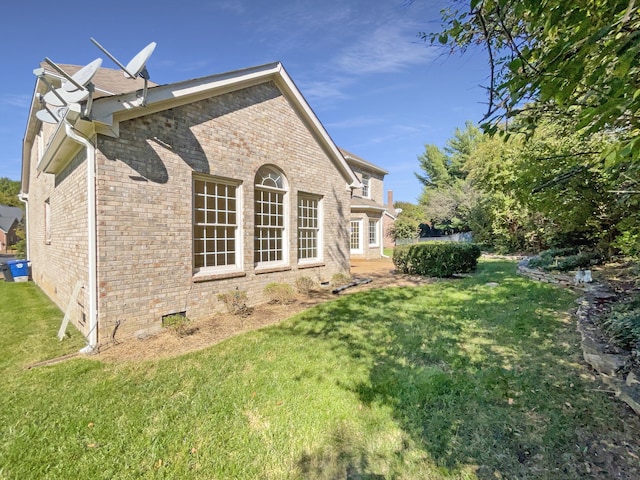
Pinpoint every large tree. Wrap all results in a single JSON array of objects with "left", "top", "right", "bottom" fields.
[
  {"left": 422, "top": 0, "right": 640, "bottom": 164},
  {"left": 415, "top": 122, "right": 482, "bottom": 232}
]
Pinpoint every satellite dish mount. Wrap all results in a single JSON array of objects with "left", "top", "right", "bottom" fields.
[{"left": 90, "top": 38, "right": 156, "bottom": 106}]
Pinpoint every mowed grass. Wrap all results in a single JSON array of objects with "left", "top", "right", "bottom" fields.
[{"left": 0, "top": 260, "right": 632, "bottom": 479}]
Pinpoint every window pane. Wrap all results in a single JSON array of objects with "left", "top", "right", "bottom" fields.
[{"left": 193, "top": 177, "right": 239, "bottom": 270}]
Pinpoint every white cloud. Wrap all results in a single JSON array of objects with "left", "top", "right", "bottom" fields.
[
  {"left": 336, "top": 23, "right": 435, "bottom": 75},
  {"left": 325, "top": 116, "right": 384, "bottom": 129},
  {"left": 0, "top": 94, "right": 31, "bottom": 109}
]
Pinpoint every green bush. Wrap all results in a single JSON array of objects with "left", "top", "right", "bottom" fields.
[
  {"left": 264, "top": 282, "right": 296, "bottom": 304},
  {"left": 392, "top": 242, "right": 481, "bottom": 277},
  {"left": 162, "top": 314, "right": 194, "bottom": 337}
]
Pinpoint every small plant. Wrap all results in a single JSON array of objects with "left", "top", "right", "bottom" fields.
[
  {"left": 601, "top": 295, "right": 640, "bottom": 351},
  {"left": 264, "top": 282, "right": 296, "bottom": 304},
  {"left": 162, "top": 313, "right": 194, "bottom": 337},
  {"left": 217, "top": 287, "right": 251, "bottom": 316},
  {"left": 330, "top": 272, "right": 351, "bottom": 287},
  {"left": 295, "top": 276, "right": 316, "bottom": 295},
  {"left": 528, "top": 248, "right": 602, "bottom": 272}
]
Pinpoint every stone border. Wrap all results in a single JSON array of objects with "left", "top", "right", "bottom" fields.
[{"left": 518, "top": 258, "right": 640, "bottom": 415}]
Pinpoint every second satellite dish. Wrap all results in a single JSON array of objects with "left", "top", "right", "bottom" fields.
[
  {"left": 90, "top": 38, "right": 156, "bottom": 105},
  {"left": 90, "top": 38, "right": 156, "bottom": 79}
]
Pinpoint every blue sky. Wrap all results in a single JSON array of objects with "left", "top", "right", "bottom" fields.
[{"left": 0, "top": 0, "right": 489, "bottom": 203}]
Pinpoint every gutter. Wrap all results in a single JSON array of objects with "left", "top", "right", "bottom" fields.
[
  {"left": 17, "top": 193, "right": 29, "bottom": 260},
  {"left": 64, "top": 123, "right": 98, "bottom": 353}
]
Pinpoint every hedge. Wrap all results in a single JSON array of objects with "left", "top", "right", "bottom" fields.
[{"left": 392, "top": 242, "right": 482, "bottom": 277}]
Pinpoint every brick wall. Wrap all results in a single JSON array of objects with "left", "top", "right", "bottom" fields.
[
  {"left": 95, "top": 82, "right": 351, "bottom": 340},
  {"left": 26, "top": 142, "right": 90, "bottom": 336}
]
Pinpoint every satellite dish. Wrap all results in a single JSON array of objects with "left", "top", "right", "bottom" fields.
[
  {"left": 36, "top": 109, "right": 59, "bottom": 124},
  {"left": 125, "top": 42, "right": 156, "bottom": 79},
  {"left": 44, "top": 87, "right": 90, "bottom": 107},
  {"left": 90, "top": 38, "right": 156, "bottom": 105},
  {"left": 35, "top": 95, "right": 66, "bottom": 124},
  {"left": 62, "top": 58, "right": 102, "bottom": 92},
  {"left": 37, "top": 58, "right": 100, "bottom": 118}
]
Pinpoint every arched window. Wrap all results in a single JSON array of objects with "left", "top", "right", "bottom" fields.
[{"left": 254, "top": 165, "right": 288, "bottom": 266}]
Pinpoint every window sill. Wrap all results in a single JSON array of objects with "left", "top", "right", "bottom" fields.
[
  {"left": 255, "top": 265, "right": 292, "bottom": 275},
  {"left": 297, "top": 262, "right": 325, "bottom": 270},
  {"left": 192, "top": 270, "right": 246, "bottom": 283}
]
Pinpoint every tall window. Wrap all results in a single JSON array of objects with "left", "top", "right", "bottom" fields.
[
  {"left": 193, "top": 175, "right": 241, "bottom": 273},
  {"left": 350, "top": 220, "right": 362, "bottom": 252},
  {"left": 298, "top": 194, "right": 321, "bottom": 262},
  {"left": 361, "top": 174, "right": 370, "bottom": 198},
  {"left": 255, "top": 166, "right": 288, "bottom": 266},
  {"left": 369, "top": 219, "right": 378, "bottom": 246}
]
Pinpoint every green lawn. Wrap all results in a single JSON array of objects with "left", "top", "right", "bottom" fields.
[{"left": 0, "top": 260, "right": 634, "bottom": 478}]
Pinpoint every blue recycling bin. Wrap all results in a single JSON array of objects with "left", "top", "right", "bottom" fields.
[{"left": 6, "top": 259, "right": 29, "bottom": 282}]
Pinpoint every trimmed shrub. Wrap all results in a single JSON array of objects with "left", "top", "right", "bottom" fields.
[
  {"left": 393, "top": 242, "right": 481, "bottom": 277},
  {"left": 264, "top": 282, "right": 296, "bottom": 304}
]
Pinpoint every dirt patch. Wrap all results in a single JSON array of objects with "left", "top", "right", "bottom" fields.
[{"left": 94, "top": 257, "right": 431, "bottom": 363}]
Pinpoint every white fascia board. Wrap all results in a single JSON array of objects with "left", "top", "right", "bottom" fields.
[{"left": 273, "top": 65, "right": 360, "bottom": 187}]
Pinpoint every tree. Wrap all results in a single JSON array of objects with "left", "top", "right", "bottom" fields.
[
  {"left": 389, "top": 202, "right": 426, "bottom": 241},
  {"left": 0, "top": 178, "right": 21, "bottom": 207},
  {"left": 422, "top": 0, "right": 640, "bottom": 164},
  {"left": 415, "top": 121, "right": 481, "bottom": 189},
  {"left": 415, "top": 122, "right": 482, "bottom": 232}
]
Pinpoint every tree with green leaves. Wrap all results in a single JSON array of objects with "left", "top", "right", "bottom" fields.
[
  {"left": 423, "top": 0, "right": 640, "bottom": 166},
  {"left": 0, "top": 178, "right": 21, "bottom": 208},
  {"left": 415, "top": 122, "right": 482, "bottom": 232}
]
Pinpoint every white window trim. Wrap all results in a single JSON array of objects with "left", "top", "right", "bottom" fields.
[
  {"left": 350, "top": 219, "right": 363, "bottom": 254},
  {"left": 192, "top": 174, "right": 244, "bottom": 277},
  {"left": 361, "top": 174, "right": 370, "bottom": 199},
  {"left": 254, "top": 167, "right": 289, "bottom": 270},
  {"left": 297, "top": 193, "right": 323, "bottom": 265},
  {"left": 368, "top": 219, "right": 379, "bottom": 247}
]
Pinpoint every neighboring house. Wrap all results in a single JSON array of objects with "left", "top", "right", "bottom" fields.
[
  {"left": 21, "top": 60, "right": 361, "bottom": 350},
  {"left": 341, "top": 149, "right": 396, "bottom": 259},
  {"left": 0, "top": 205, "right": 23, "bottom": 253}
]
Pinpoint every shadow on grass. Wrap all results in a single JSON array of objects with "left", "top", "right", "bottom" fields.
[{"left": 275, "top": 260, "right": 611, "bottom": 478}]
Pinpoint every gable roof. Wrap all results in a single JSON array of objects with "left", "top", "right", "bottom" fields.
[
  {"left": 340, "top": 148, "right": 388, "bottom": 176},
  {"left": 23, "top": 62, "right": 360, "bottom": 192},
  {"left": 0, "top": 205, "right": 22, "bottom": 233},
  {"left": 0, "top": 205, "right": 23, "bottom": 222}
]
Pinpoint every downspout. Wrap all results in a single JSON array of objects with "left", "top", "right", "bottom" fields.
[
  {"left": 64, "top": 123, "right": 98, "bottom": 353},
  {"left": 18, "top": 193, "right": 29, "bottom": 260}
]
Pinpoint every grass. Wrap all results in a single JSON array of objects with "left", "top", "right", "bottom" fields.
[{"left": 0, "top": 260, "right": 633, "bottom": 479}]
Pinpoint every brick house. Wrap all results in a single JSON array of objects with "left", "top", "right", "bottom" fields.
[
  {"left": 21, "top": 61, "right": 367, "bottom": 351},
  {"left": 0, "top": 205, "right": 23, "bottom": 253},
  {"left": 341, "top": 149, "right": 396, "bottom": 259}
]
